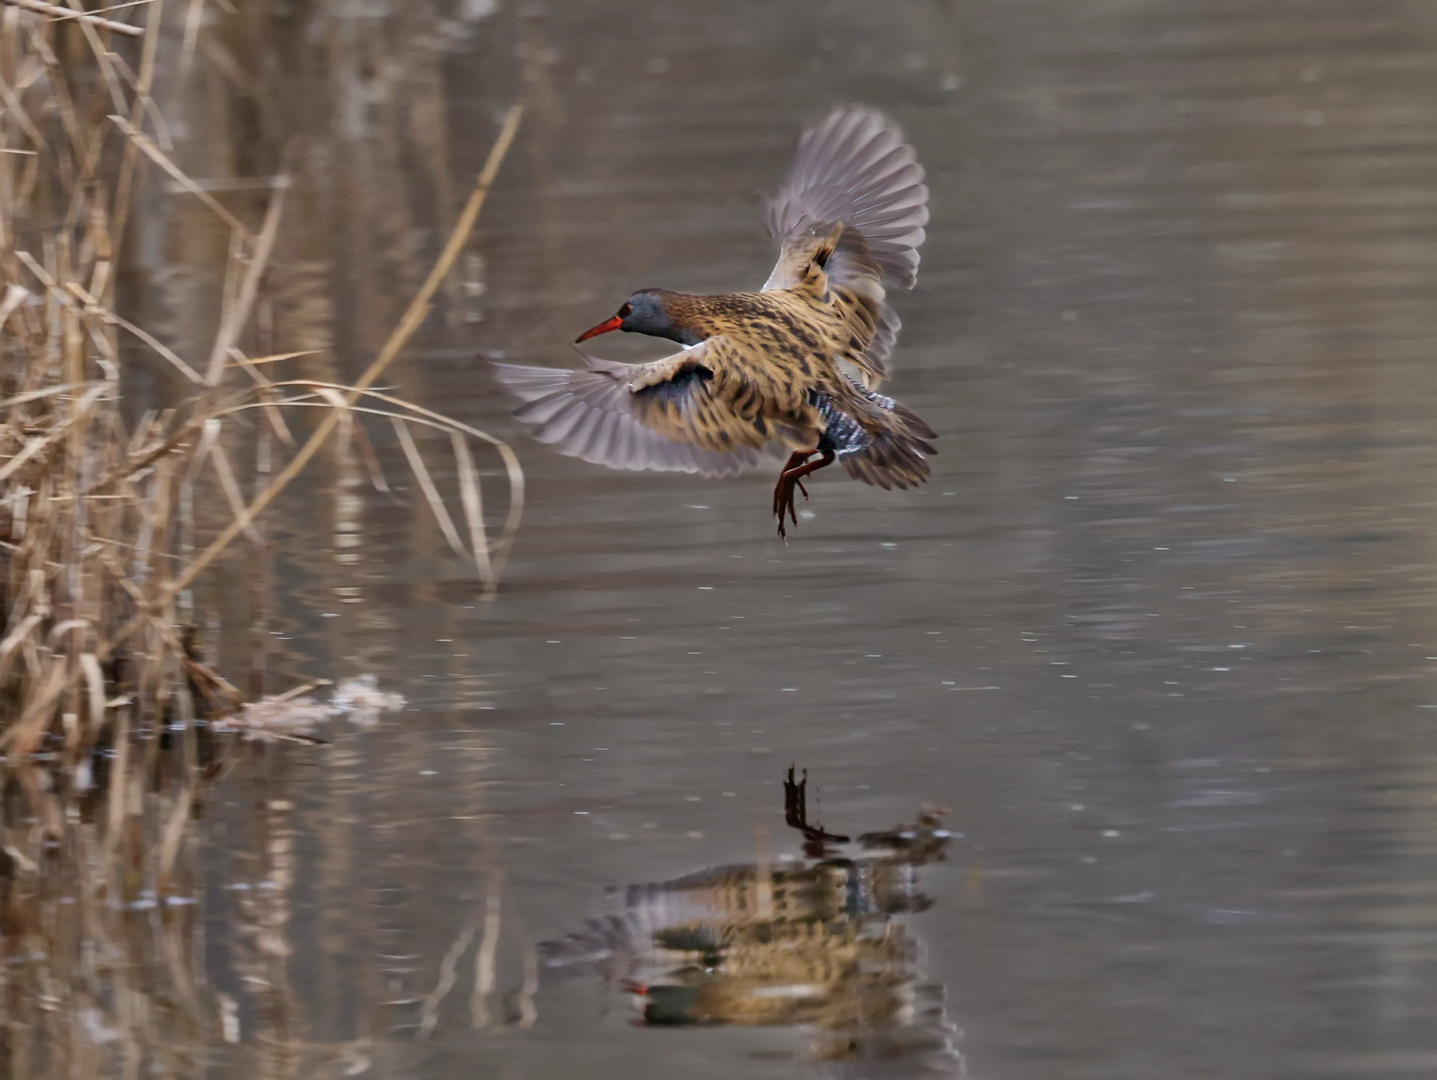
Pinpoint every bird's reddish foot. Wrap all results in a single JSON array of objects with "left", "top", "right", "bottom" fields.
[{"left": 772, "top": 449, "right": 835, "bottom": 539}]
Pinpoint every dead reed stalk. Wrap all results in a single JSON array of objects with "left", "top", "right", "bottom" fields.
[
  {"left": 0, "top": 6, "right": 524, "bottom": 1074},
  {"left": 1, "top": 10, "right": 522, "bottom": 770}
]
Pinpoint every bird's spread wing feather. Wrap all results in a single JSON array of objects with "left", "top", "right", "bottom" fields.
[
  {"left": 762, "top": 107, "right": 928, "bottom": 386},
  {"left": 764, "top": 105, "right": 929, "bottom": 291},
  {"left": 494, "top": 341, "right": 769, "bottom": 477}
]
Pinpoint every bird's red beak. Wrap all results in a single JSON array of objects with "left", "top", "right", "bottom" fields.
[{"left": 575, "top": 315, "right": 624, "bottom": 343}]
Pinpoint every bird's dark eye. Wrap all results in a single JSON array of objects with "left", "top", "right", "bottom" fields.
[{"left": 620, "top": 303, "right": 633, "bottom": 317}]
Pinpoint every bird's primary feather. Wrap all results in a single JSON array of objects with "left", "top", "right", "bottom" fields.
[
  {"left": 763, "top": 106, "right": 928, "bottom": 385},
  {"left": 764, "top": 105, "right": 929, "bottom": 290},
  {"left": 494, "top": 344, "right": 765, "bottom": 478}
]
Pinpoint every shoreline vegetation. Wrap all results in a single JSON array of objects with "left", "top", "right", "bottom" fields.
[{"left": 1, "top": 5, "right": 521, "bottom": 1070}]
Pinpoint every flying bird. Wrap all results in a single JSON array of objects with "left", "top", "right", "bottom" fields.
[{"left": 495, "top": 106, "right": 935, "bottom": 538}]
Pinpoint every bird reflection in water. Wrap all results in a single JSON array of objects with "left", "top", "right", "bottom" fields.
[{"left": 541, "top": 768, "right": 964, "bottom": 1077}]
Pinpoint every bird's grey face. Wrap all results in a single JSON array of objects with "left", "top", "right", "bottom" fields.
[
  {"left": 574, "top": 290, "right": 702, "bottom": 347},
  {"left": 617, "top": 291, "right": 675, "bottom": 337}
]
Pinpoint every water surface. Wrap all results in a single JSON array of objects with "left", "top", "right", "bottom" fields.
[{"left": 115, "top": 1, "right": 1437, "bottom": 1077}]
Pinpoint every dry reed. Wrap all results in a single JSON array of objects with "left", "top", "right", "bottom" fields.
[
  {"left": 1, "top": 5, "right": 523, "bottom": 1073},
  {"left": 0, "top": 6, "right": 522, "bottom": 765}
]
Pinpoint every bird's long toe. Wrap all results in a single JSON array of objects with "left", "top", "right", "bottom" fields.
[{"left": 773, "top": 478, "right": 800, "bottom": 538}]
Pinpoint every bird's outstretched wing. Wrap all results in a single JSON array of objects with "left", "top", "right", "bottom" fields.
[
  {"left": 493, "top": 340, "right": 770, "bottom": 477},
  {"left": 765, "top": 105, "right": 929, "bottom": 290},
  {"left": 763, "top": 106, "right": 929, "bottom": 385}
]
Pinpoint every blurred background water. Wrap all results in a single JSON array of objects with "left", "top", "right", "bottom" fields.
[{"left": 30, "top": 0, "right": 1437, "bottom": 1077}]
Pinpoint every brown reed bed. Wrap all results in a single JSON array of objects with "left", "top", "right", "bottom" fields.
[
  {"left": 0, "top": 3, "right": 522, "bottom": 761},
  {"left": 0, "top": 7, "right": 523, "bottom": 1069}
]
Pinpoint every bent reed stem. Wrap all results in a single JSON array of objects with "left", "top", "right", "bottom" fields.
[{"left": 101, "top": 103, "right": 524, "bottom": 658}]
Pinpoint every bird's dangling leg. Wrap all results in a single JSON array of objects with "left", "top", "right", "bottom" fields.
[
  {"left": 773, "top": 449, "right": 835, "bottom": 540},
  {"left": 773, "top": 451, "right": 811, "bottom": 518}
]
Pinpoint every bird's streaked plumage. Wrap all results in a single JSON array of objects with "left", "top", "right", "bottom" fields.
[{"left": 495, "top": 105, "right": 936, "bottom": 535}]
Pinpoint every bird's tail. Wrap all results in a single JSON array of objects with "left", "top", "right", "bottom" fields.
[
  {"left": 764, "top": 105, "right": 929, "bottom": 290},
  {"left": 839, "top": 393, "right": 936, "bottom": 491}
]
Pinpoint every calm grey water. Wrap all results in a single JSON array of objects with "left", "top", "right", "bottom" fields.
[{"left": 133, "top": 1, "right": 1437, "bottom": 1077}]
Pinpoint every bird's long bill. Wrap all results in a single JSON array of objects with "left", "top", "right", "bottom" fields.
[{"left": 575, "top": 315, "right": 624, "bottom": 343}]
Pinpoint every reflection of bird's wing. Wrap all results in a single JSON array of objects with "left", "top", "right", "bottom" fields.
[
  {"left": 763, "top": 106, "right": 928, "bottom": 385},
  {"left": 537, "top": 912, "right": 650, "bottom": 984},
  {"left": 494, "top": 338, "right": 769, "bottom": 476}
]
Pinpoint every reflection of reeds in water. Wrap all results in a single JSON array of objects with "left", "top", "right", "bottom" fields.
[
  {"left": 541, "top": 783, "right": 966, "bottom": 1078},
  {"left": 1, "top": 766, "right": 208, "bottom": 1078},
  {"left": 1, "top": 4, "right": 519, "bottom": 1074}
]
